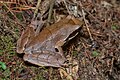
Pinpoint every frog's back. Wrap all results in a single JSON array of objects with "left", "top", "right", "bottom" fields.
[{"left": 27, "top": 18, "right": 83, "bottom": 47}]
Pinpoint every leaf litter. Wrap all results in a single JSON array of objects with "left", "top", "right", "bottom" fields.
[{"left": 0, "top": 0, "right": 120, "bottom": 80}]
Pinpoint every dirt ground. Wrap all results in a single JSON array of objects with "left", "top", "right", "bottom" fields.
[{"left": 0, "top": 0, "right": 120, "bottom": 80}]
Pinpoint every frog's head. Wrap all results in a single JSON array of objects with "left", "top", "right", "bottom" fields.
[{"left": 23, "top": 51, "right": 66, "bottom": 67}]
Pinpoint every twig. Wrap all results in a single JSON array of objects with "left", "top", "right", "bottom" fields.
[
  {"left": 11, "top": 6, "right": 36, "bottom": 11},
  {"left": 0, "top": 1, "right": 16, "bottom": 4},
  {"left": 33, "top": 0, "right": 41, "bottom": 19},
  {"left": 47, "top": 0, "right": 55, "bottom": 25},
  {"left": 79, "top": 2, "right": 93, "bottom": 41},
  {"left": 63, "top": 0, "right": 71, "bottom": 15},
  {"left": 2, "top": 2, "right": 23, "bottom": 27},
  {"left": 3, "top": 3, "right": 18, "bottom": 20},
  {"left": 109, "top": 57, "right": 114, "bottom": 75},
  {"left": 4, "top": 23, "right": 19, "bottom": 38},
  {"left": 83, "top": 8, "right": 100, "bottom": 24}
]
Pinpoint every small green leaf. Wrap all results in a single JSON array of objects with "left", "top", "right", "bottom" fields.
[
  {"left": 92, "top": 51, "right": 99, "bottom": 57},
  {"left": 0, "top": 50, "right": 4, "bottom": 53},
  {"left": 72, "top": 50, "right": 78, "bottom": 57},
  {"left": 3, "top": 68, "right": 10, "bottom": 78},
  {"left": 15, "top": 28, "right": 19, "bottom": 32},
  {"left": 111, "top": 25, "right": 119, "bottom": 30},
  {"left": 9, "top": 51, "right": 15, "bottom": 54},
  {"left": 0, "top": 62, "right": 7, "bottom": 70},
  {"left": 0, "top": 50, "right": 4, "bottom": 56}
]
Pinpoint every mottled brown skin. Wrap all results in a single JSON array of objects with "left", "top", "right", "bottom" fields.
[{"left": 17, "top": 17, "right": 83, "bottom": 67}]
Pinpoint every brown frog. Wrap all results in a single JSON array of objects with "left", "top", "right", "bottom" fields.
[{"left": 17, "top": 17, "right": 83, "bottom": 67}]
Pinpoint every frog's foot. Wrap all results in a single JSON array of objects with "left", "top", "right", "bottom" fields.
[{"left": 23, "top": 51, "right": 66, "bottom": 67}]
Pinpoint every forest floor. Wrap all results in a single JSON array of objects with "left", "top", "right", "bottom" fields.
[{"left": 0, "top": 0, "right": 120, "bottom": 80}]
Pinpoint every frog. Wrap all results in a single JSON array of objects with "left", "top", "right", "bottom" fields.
[{"left": 17, "top": 16, "right": 83, "bottom": 67}]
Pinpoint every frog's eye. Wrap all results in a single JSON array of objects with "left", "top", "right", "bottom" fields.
[{"left": 55, "top": 48, "right": 59, "bottom": 52}]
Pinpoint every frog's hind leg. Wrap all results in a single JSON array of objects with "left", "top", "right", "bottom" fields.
[{"left": 17, "top": 27, "right": 35, "bottom": 53}]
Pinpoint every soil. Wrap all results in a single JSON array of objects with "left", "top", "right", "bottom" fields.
[{"left": 0, "top": 0, "right": 120, "bottom": 80}]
